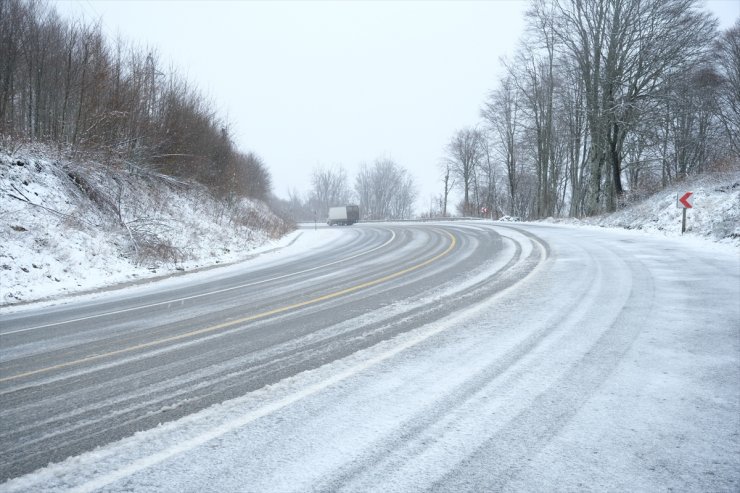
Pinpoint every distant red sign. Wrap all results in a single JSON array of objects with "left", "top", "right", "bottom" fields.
[{"left": 677, "top": 192, "right": 694, "bottom": 209}]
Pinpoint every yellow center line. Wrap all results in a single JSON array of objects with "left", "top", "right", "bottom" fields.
[
  {"left": 4, "top": 229, "right": 398, "bottom": 336},
  {"left": 1, "top": 230, "right": 457, "bottom": 384}
]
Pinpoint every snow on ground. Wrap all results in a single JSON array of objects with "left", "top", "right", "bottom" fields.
[
  {"left": 544, "top": 170, "right": 740, "bottom": 247},
  {"left": 0, "top": 145, "right": 293, "bottom": 307},
  {"left": 1, "top": 223, "right": 737, "bottom": 492}
]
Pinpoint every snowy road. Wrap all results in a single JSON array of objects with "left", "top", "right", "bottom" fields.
[{"left": 1, "top": 222, "right": 738, "bottom": 491}]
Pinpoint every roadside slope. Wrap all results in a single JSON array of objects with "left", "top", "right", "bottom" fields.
[
  {"left": 0, "top": 147, "right": 292, "bottom": 306},
  {"left": 546, "top": 171, "right": 740, "bottom": 246}
]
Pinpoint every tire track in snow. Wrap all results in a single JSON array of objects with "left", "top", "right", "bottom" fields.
[
  {"left": 311, "top": 229, "right": 601, "bottom": 492},
  {"left": 429, "top": 242, "right": 653, "bottom": 492},
  {"left": 0, "top": 226, "right": 508, "bottom": 471},
  {"left": 0, "top": 225, "right": 501, "bottom": 480},
  {"left": 0, "top": 227, "right": 548, "bottom": 493}
]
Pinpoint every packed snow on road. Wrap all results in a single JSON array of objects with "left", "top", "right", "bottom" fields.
[{"left": 2, "top": 222, "right": 738, "bottom": 492}]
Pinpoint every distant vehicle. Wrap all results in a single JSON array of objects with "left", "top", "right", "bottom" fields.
[{"left": 328, "top": 205, "right": 360, "bottom": 226}]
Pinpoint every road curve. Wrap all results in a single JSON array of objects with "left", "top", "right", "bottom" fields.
[{"left": 0, "top": 222, "right": 545, "bottom": 481}]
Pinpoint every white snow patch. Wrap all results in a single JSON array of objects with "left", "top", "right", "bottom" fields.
[
  {"left": 543, "top": 171, "right": 740, "bottom": 247},
  {"left": 0, "top": 146, "right": 293, "bottom": 307}
]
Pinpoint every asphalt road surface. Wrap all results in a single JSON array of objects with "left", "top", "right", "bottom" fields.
[
  {"left": 0, "top": 223, "right": 540, "bottom": 479},
  {"left": 1, "top": 222, "right": 738, "bottom": 492}
]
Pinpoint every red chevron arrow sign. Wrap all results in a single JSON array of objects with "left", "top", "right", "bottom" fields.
[{"left": 677, "top": 192, "right": 694, "bottom": 209}]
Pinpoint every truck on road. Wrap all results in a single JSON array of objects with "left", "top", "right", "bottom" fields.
[{"left": 328, "top": 205, "right": 360, "bottom": 226}]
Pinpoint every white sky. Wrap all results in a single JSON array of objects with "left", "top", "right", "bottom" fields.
[{"left": 54, "top": 0, "right": 739, "bottom": 210}]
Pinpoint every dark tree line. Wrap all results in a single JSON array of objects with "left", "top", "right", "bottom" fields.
[
  {"left": 444, "top": 0, "right": 738, "bottom": 219},
  {"left": 0, "top": 0, "right": 271, "bottom": 200}
]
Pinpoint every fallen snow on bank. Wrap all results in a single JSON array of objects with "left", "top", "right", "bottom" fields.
[
  {"left": 544, "top": 171, "right": 740, "bottom": 247},
  {"left": 0, "top": 147, "right": 292, "bottom": 306}
]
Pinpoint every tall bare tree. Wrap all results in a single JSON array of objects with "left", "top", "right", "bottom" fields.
[
  {"left": 509, "top": 0, "right": 561, "bottom": 218},
  {"left": 438, "top": 160, "right": 456, "bottom": 217},
  {"left": 482, "top": 76, "right": 521, "bottom": 216},
  {"left": 547, "top": 0, "right": 717, "bottom": 214},
  {"left": 446, "top": 127, "right": 484, "bottom": 216},
  {"left": 715, "top": 20, "right": 740, "bottom": 158}
]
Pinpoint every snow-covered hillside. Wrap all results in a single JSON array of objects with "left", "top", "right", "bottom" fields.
[
  {"left": 545, "top": 171, "right": 740, "bottom": 246},
  {"left": 0, "top": 145, "right": 293, "bottom": 306}
]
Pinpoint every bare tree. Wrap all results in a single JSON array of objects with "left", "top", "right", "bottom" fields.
[
  {"left": 476, "top": 136, "right": 499, "bottom": 217},
  {"left": 438, "top": 160, "right": 456, "bottom": 217},
  {"left": 446, "top": 127, "right": 484, "bottom": 216},
  {"left": 507, "top": 0, "right": 561, "bottom": 218},
  {"left": 310, "top": 164, "right": 351, "bottom": 218},
  {"left": 482, "top": 76, "right": 521, "bottom": 216},
  {"left": 355, "top": 158, "right": 417, "bottom": 220},
  {"left": 547, "top": 0, "right": 717, "bottom": 214},
  {"left": 715, "top": 20, "right": 740, "bottom": 159},
  {"left": 354, "top": 163, "right": 374, "bottom": 218},
  {"left": 554, "top": 59, "right": 589, "bottom": 217}
]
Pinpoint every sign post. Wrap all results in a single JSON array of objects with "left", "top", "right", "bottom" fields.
[{"left": 676, "top": 192, "right": 693, "bottom": 234}]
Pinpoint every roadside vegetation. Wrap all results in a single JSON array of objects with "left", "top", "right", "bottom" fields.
[
  {"left": 444, "top": 1, "right": 739, "bottom": 220},
  {"left": 275, "top": 1, "right": 738, "bottom": 223},
  {"left": 0, "top": 0, "right": 294, "bottom": 303},
  {"left": 0, "top": 144, "right": 292, "bottom": 305},
  {"left": 0, "top": 0, "right": 274, "bottom": 202}
]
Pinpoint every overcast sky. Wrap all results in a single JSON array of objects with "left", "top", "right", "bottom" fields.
[{"left": 54, "top": 0, "right": 739, "bottom": 211}]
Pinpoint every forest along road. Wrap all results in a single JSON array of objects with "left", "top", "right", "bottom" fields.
[{"left": 1, "top": 222, "right": 738, "bottom": 492}]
